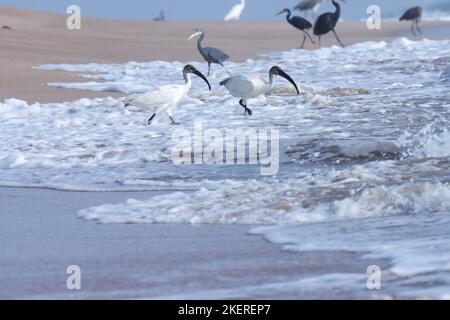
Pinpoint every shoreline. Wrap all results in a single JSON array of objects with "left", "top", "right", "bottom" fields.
[
  {"left": 0, "top": 186, "right": 385, "bottom": 300},
  {"left": 1, "top": 6, "right": 450, "bottom": 103},
  {"left": 1, "top": 6, "right": 450, "bottom": 300}
]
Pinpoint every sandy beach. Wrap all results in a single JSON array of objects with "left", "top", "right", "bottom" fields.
[
  {"left": 1, "top": 5, "right": 450, "bottom": 300},
  {"left": 1, "top": 5, "right": 450, "bottom": 102}
]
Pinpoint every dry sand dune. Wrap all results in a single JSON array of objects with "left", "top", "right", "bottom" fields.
[{"left": 1, "top": 5, "right": 450, "bottom": 102}]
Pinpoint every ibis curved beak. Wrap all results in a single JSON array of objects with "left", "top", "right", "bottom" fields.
[
  {"left": 278, "top": 69, "right": 300, "bottom": 95},
  {"left": 188, "top": 31, "right": 202, "bottom": 40},
  {"left": 191, "top": 68, "right": 211, "bottom": 91},
  {"left": 276, "top": 10, "right": 286, "bottom": 16}
]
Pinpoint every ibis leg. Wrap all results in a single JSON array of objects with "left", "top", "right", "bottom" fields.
[
  {"left": 148, "top": 113, "right": 156, "bottom": 125},
  {"left": 169, "top": 116, "right": 179, "bottom": 125},
  {"left": 239, "top": 99, "right": 252, "bottom": 116}
]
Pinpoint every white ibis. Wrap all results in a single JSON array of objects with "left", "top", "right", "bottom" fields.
[
  {"left": 224, "top": 0, "right": 246, "bottom": 21},
  {"left": 124, "top": 65, "right": 211, "bottom": 125},
  {"left": 219, "top": 66, "right": 300, "bottom": 116}
]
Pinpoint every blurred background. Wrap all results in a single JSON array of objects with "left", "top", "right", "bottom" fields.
[{"left": 1, "top": 0, "right": 449, "bottom": 21}]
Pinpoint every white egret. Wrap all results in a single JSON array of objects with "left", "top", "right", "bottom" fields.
[{"left": 224, "top": 0, "right": 246, "bottom": 21}]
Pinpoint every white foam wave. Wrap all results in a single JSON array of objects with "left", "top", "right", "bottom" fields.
[
  {"left": 398, "top": 122, "right": 450, "bottom": 159},
  {"left": 77, "top": 181, "right": 450, "bottom": 224},
  {"left": 423, "top": 10, "right": 450, "bottom": 21}
]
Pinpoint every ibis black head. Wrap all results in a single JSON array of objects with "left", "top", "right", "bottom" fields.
[
  {"left": 183, "top": 65, "right": 211, "bottom": 91},
  {"left": 269, "top": 66, "right": 300, "bottom": 95}
]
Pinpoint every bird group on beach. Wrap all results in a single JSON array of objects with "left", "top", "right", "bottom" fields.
[
  {"left": 278, "top": 0, "right": 346, "bottom": 48},
  {"left": 124, "top": 2, "right": 428, "bottom": 125}
]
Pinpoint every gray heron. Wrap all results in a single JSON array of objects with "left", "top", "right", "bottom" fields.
[
  {"left": 219, "top": 66, "right": 300, "bottom": 116},
  {"left": 400, "top": 7, "right": 423, "bottom": 37},
  {"left": 277, "top": 8, "right": 315, "bottom": 48},
  {"left": 124, "top": 65, "right": 211, "bottom": 125},
  {"left": 188, "top": 28, "right": 230, "bottom": 76},
  {"left": 313, "top": 0, "right": 346, "bottom": 47}
]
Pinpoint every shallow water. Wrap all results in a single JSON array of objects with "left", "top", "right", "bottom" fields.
[{"left": 2, "top": 37, "right": 450, "bottom": 298}]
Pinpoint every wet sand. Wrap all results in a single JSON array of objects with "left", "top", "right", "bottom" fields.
[{"left": 0, "top": 187, "right": 386, "bottom": 299}]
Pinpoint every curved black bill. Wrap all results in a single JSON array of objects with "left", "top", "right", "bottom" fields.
[
  {"left": 278, "top": 69, "right": 300, "bottom": 95},
  {"left": 192, "top": 69, "right": 211, "bottom": 91}
]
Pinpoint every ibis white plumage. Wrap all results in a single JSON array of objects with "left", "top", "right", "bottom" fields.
[
  {"left": 224, "top": 0, "right": 246, "bottom": 21},
  {"left": 124, "top": 65, "right": 211, "bottom": 125},
  {"left": 220, "top": 66, "right": 300, "bottom": 116}
]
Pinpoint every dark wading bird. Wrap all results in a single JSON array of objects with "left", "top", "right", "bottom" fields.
[
  {"left": 277, "top": 8, "right": 315, "bottom": 49},
  {"left": 400, "top": 7, "right": 423, "bottom": 37},
  {"left": 188, "top": 28, "right": 230, "bottom": 76},
  {"left": 314, "top": 0, "right": 346, "bottom": 47},
  {"left": 124, "top": 65, "right": 211, "bottom": 125},
  {"left": 219, "top": 66, "right": 300, "bottom": 116},
  {"left": 153, "top": 11, "right": 165, "bottom": 22}
]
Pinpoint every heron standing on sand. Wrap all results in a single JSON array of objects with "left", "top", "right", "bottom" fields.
[
  {"left": 277, "top": 8, "right": 315, "bottom": 49},
  {"left": 400, "top": 7, "right": 423, "bottom": 37},
  {"left": 188, "top": 28, "right": 230, "bottom": 76},
  {"left": 313, "top": 0, "right": 346, "bottom": 47},
  {"left": 124, "top": 65, "right": 211, "bottom": 125},
  {"left": 220, "top": 66, "right": 300, "bottom": 116}
]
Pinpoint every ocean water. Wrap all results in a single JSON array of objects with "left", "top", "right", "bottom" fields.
[{"left": 2, "top": 37, "right": 450, "bottom": 298}]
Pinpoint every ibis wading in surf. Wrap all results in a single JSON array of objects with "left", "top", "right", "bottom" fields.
[
  {"left": 124, "top": 65, "right": 211, "bottom": 125},
  {"left": 220, "top": 66, "right": 300, "bottom": 116}
]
